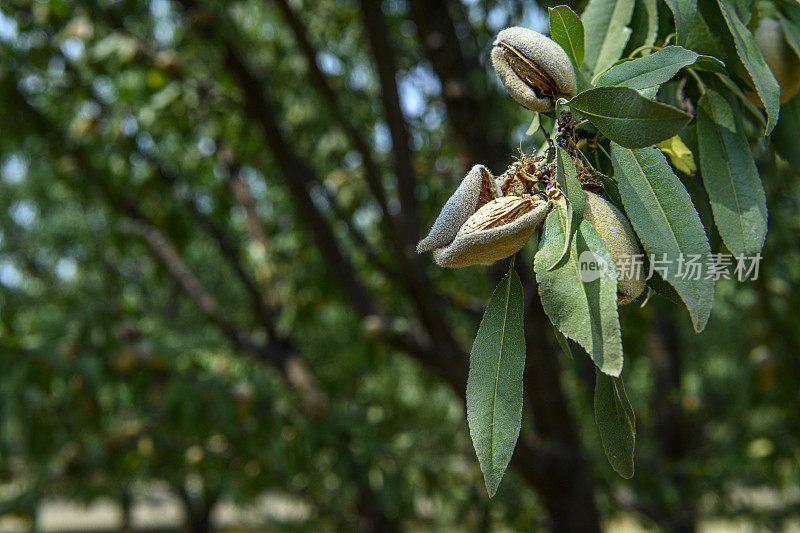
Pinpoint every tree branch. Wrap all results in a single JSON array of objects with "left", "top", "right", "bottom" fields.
[
  {"left": 273, "top": 0, "right": 392, "bottom": 222},
  {"left": 359, "top": 0, "right": 421, "bottom": 242},
  {"left": 406, "top": 0, "right": 509, "bottom": 170}
]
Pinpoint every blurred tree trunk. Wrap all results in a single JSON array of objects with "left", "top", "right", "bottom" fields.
[
  {"left": 650, "top": 305, "right": 698, "bottom": 533},
  {"left": 119, "top": 488, "right": 132, "bottom": 533},
  {"left": 177, "top": 486, "right": 217, "bottom": 533},
  {"left": 517, "top": 268, "right": 602, "bottom": 533}
]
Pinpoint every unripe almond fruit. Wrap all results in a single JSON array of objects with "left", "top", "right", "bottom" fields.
[
  {"left": 582, "top": 191, "right": 646, "bottom": 305},
  {"left": 745, "top": 15, "right": 800, "bottom": 106}
]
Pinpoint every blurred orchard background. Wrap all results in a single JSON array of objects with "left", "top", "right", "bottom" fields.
[{"left": 1, "top": 0, "right": 799, "bottom": 531}]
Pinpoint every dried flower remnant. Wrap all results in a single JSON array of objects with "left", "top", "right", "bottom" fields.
[
  {"left": 491, "top": 27, "right": 577, "bottom": 112},
  {"left": 418, "top": 164, "right": 549, "bottom": 268}
]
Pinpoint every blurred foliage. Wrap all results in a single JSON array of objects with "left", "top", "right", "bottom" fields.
[{"left": 0, "top": 0, "right": 798, "bottom": 531}]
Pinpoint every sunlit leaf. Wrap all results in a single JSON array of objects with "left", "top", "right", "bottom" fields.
[
  {"left": 568, "top": 87, "right": 692, "bottom": 148},
  {"left": 535, "top": 205, "right": 623, "bottom": 376},
  {"left": 549, "top": 5, "right": 585, "bottom": 68},
  {"left": 582, "top": 0, "right": 635, "bottom": 75},
  {"left": 657, "top": 135, "right": 696, "bottom": 175},
  {"left": 625, "top": 0, "right": 658, "bottom": 55},
  {"left": 611, "top": 143, "right": 715, "bottom": 332},
  {"left": 664, "top": 0, "right": 698, "bottom": 46},
  {"left": 696, "top": 90, "right": 768, "bottom": 256}
]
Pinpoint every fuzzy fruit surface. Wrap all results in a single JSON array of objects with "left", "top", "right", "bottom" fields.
[
  {"left": 746, "top": 16, "right": 800, "bottom": 106},
  {"left": 583, "top": 191, "right": 646, "bottom": 305}
]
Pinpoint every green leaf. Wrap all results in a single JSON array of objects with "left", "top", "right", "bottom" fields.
[
  {"left": 598, "top": 173, "right": 625, "bottom": 210},
  {"left": 773, "top": 92, "right": 800, "bottom": 168},
  {"left": 696, "top": 90, "right": 767, "bottom": 256},
  {"left": 568, "top": 87, "right": 692, "bottom": 148},
  {"left": 525, "top": 112, "right": 540, "bottom": 136},
  {"left": 664, "top": 0, "right": 698, "bottom": 46},
  {"left": 534, "top": 206, "right": 623, "bottom": 376},
  {"left": 611, "top": 143, "right": 715, "bottom": 332},
  {"left": 553, "top": 327, "right": 574, "bottom": 360},
  {"left": 596, "top": 46, "right": 725, "bottom": 91},
  {"left": 625, "top": 0, "right": 658, "bottom": 55},
  {"left": 706, "top": 72, "right": 767, "bottom": 130},
  {"left": 594, "top": 369, "right": 636, "bottom": 478},
  {"left": 466, "top": 263, "right": 526, "bottom": 498},
  {"left": 716, "top": 0, "right": 780, "bottom": 134},
  {"left": 646, "top": 267, "right": 685, "bottom": 306},
  {"left": 549, "top": 5, "right": 585, "bottom": 68},
  {"left": 582, "top": 0, "right": 635, "bottom": 75},
  {"left": 549, "top": 145, "right": 585, "bottom": 270},
  {"left": 686, "top": 3, "right": 733, "bottom": 62}
]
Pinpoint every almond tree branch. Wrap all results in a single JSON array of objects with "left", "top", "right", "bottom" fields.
[
  {"left": 273, "top": 0, "right": 392, "bottom": 221},
  {"left": 358, "top": 0, "right": 421, "bottom": 242},
  {"left": 109, "top": 181, "right": 332, "bottom": 416},
  {"left": 167, "top": 4, "right": 610, "bottom": 513},
  {"left": 61, "top": 54, "right": 285, "bottom": 346},
  {"left": 176, "top": 0, "right": 468, "bottom": 358},
  {"left": 83, "top": 0, "right": 392, "bottom": 281},
  {"left": 10, "top": 83, "right": 330, "bottom": 416},
  {"left": 215, "top": 43, "right": 381, "bottom": 318},
  {"left": 406, "top": 0, "right": 509, "bottom": 170},
  {"left": 274, "top": 0, "right": 461, "bottom": 340}
]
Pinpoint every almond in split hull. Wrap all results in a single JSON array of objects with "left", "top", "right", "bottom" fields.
[
  {"left": 457, "top": 196, "right": 537, "bottom": 236},
  {"left": 433, "top": 196, "right": 548, "bottom": 268}
]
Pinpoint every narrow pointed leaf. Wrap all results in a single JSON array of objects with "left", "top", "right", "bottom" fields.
[
  {"left": 625, "top": 0, "right": 658, "bottom": 55},
  {"left": 466, "top": 265, "right": 526, "bottom": 498},
  {"left": 716, "top": 0, "right": 780, "bottom": 134},
  {"left": 611, "top": 143, "right": 715, "bottom": 332},
  {"left": 549, "top": 145, "right": 585, "bottom": 270},
  {"left": 596, "top": 46, "right": 724, "bottom": 91},
  {"left": 664, "top": 0, "right": 698, "bottom": 46},
  {"left": 582, "top": 0, "right": 635, "bottom": 75},
  {"left": 707, "top": 72, "right": 767, "bottom": 130},
  {"left": 696, "top": 90, "right": 767, "bottom": 256},
  {"left": 525, "top": 112, "right": 541, "bottom": 136},
  {"left": 594, "top": 369, "right": 636, "bottom": 478},
  {"left": 553, "top": 327, "right": 574, "bottom": 360},
  {"left": 549, "top": 5, "right": 585, "bottom": 68},
  {"left": 568, "top": 87, "right": 692, "bottom": 148},
  {"left": 535, "top": 205, "right": 623, "bottom": 376}
]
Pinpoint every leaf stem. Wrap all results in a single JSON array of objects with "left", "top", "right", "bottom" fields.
[
  {"left": 596, "top": 141, "right": 613, "bottom": 162},
  {"left": 686, "top": 68, "right": 707, "bottom": 95},
  {"left": 627, "top": 44, "right": 661, "bottom": 59},
  {"left": 575, "top": 143, "right": 596, "bottom": 170},
  {"left": 555, "top": 97, "right": 568, "bottom": 118}
]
